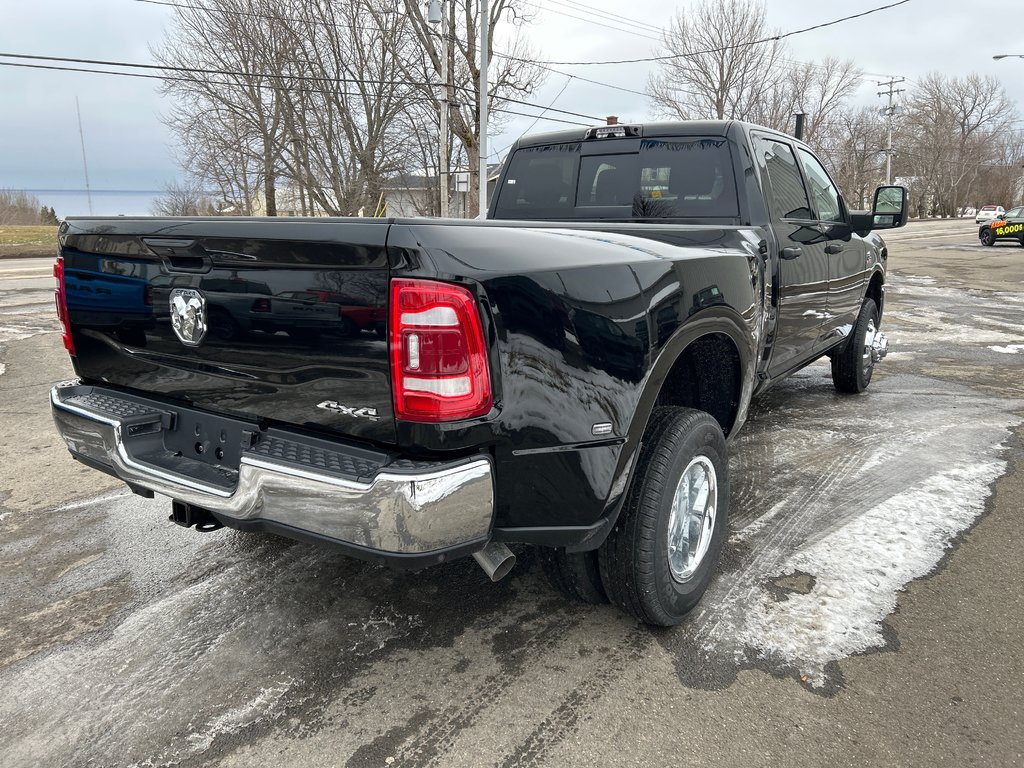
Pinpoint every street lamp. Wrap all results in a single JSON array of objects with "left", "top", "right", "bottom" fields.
[{"left": 993, "top": 54, "right": 1024, "bottom": 60}]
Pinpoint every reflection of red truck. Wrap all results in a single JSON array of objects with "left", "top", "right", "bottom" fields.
[{"left": 276, "top": 290, "right": 385, "bottom": 336}]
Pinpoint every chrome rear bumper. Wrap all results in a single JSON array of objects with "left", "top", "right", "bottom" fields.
[{"left": 51, "top": 382, "right": 494, "bottom": 563}]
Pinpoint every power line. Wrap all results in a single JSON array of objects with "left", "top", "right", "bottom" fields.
[
  {"left": 0, "top": 52, "right": 605, "bottom": 122},
  {"left": 552, "top": 0, "right": 663, "bottom": 33},
  {"left": 513, "top": 0, "right": 913, "bottom": 66},
  {"left": 131, "top": 0, "right": 655, "bottom": 104},
  {"left": 490, "top": 74, "right": 575, "bottom": 160},
  {"left": 527, "top": 60, "right": 648, "bottom": 97},
  {"left": 132, "top": 0, "right": 391, "bottom": 32},
  {"left": 545, "top": 0, "right": 663, "bottom": 34},
  {"left": 0, "top": 60, "right": 594, "bottom": 126},
  {"left": 524, "top": 0, "right": 662, "bottom": 43}
]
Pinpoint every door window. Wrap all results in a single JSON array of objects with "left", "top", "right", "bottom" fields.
[
  {"left": 757, "top": 138, "right": 813, "bottom": 220},
  {"left": 798, "top": 148, "right": 843, "bottom": 223}
]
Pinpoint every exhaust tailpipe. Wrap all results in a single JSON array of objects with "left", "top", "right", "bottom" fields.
[{"left": 473, "top": 542, "right": 516, "bottom": 582}]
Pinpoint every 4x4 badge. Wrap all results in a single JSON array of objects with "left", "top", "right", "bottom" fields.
[
  {"left": 317, "top": 401, "right": 380, "bottom": 421},
  {"left": 169, "top": 288, "right": 208, "bottom": 347}
]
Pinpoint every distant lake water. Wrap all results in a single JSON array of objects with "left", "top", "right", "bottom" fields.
[{"left": 22, "top": 189, "right": 163, "bottom": 218}]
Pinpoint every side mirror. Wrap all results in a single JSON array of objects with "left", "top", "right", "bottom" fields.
[{"left": 871, "top": 185, "right": 909, "bottom": 229}]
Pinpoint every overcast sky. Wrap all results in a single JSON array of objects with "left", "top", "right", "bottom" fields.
[{"left": 2, "top": 0, "right": 1023, "bottom": 195}]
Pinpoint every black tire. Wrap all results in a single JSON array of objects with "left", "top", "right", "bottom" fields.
[
  {"left": 980, "top": 228, "right": 995, "bottom": 246},
  {"left": 538, "top": 548, "right": 608, "bottom": 605},
  {"left": 831, "top": 298, "right": 879, "bottom": 393},
  {"left": 598, "top": 407, "right": 728, "bottom": 627}
]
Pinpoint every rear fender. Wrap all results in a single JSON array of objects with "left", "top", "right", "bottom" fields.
[{"left": 579, "top": 310, "right": 755, "bottom": 549}]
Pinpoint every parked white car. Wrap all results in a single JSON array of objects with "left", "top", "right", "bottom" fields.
[{"left": 975, "top": 205, "right": 1005, "bottom": 224}]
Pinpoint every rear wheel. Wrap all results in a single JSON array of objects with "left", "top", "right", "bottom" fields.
[
  {"left": 598, "top": 407, "right": 728, "bottom": 627},
  {"left": 980, "top": 228, "right": 995, "bottom": 246},
  {"left": 832, "top": 298, "right": 880, "bottom": 393}
]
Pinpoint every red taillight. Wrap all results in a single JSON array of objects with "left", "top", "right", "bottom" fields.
[
  {"left": 251, "top": 297, "right": 272, "bottom": 312},
  {"left": 389, "top": 278, "right": 491, "bottom": 422},
  {"left": 53, "top": 257, "right": 75, "bottom": 356}
]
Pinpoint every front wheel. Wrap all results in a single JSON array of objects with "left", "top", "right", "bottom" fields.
[
  {"left": 980, "top": 228, "right": 995, "bottom": 246},
  {"left": 598, "top": 407, "right": 728, "bottom": 627},
  {"left": 831, "top": 298, "right": 880, "bottom": 393}
]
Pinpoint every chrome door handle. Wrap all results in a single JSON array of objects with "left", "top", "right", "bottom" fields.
[{"left": 781, "top": 247, "right": 802, "bottom": 260}]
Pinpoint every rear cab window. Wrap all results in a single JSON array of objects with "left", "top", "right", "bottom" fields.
[{"left": 492, "top": 137, "right": 739, "bottom": 220}]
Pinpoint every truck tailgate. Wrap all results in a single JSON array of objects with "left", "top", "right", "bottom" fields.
[{"left": 60, "top": 218, "right": 396, "bottom": 444}]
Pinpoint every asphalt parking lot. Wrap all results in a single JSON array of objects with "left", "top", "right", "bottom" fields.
[{"left": 1, "top": 220, "right": 1022, "bottom": 767}]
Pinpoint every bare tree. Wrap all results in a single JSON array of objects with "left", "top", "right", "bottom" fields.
[
  {"left": 0, "top": 189, "right": 45, "bottom": 225},
  {"left": 153, "top": 0, "right": 300, "bottom": 216},
  {"left": 396, "top": 0, "right": 544, "bottom": 217},
  {"left": 898, "top": 73, "right": 1019, "bottom": 216},
  {"left": 167, "top": 105, "right": 262, "bottom": 215},
  {"left": 151, "top": 179, "right": 218, "bottom": 216},
  {"left": 749, "top": 58, "right": 863, "bottom": 143},
  {"left": 648, "top": 0, "right": 785, "bottom": 122},
  {"left": 274, "top": 0, "right": 425, "bottom": 216},
  {"left": 815, "top": 106, "right": 888, "bottom": 208}
]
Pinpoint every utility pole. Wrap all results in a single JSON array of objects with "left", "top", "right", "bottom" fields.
[
  {"left": 479, "top": 0, "right": 489, "bottom": 218},
  {"left": 427, "top": 0, "right": 449, "bottom": 217},
  {"left": 877, "top": 77, "right": 905, "bottom": 185}
]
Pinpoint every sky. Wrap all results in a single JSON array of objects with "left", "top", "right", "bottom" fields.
[{"left": 2, "top": 0, "right": 1023, "bottom": 207}]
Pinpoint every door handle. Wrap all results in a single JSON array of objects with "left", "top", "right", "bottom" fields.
[
  {"left": 824, "top": 243, "right": 845, "bottom": 255},
  {"left": 781, "top": 247, "right": 802, "bottom": 260},
  {"left": 143, "top": 237, "right": 212, "bottom": 273}
]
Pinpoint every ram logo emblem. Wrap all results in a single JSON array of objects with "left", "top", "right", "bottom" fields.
[{"left": 169, "top": 288, "right": 207, "bottom": 347}]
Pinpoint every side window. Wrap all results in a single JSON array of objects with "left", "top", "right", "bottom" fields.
[
  {"left": 798, "top": 148, "right": 843, "bottom": 223},
  {"left": 757, "top": 138, "right": 813, "bottom": 220}
]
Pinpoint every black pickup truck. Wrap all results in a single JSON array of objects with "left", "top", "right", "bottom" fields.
[{"left": 50, "top": 120, "right": 907, "bottom": 626}]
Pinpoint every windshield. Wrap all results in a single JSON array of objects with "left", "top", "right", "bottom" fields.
[{"left": 492, "top": 137, "right": 738, "bottom": 220}]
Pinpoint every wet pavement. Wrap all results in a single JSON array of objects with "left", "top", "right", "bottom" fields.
[{"left": 1, "top": 221, "right": 1022, "bottom": 767}]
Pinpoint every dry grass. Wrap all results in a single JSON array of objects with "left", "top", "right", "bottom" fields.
[{"left": 0, "top": 225, "right": 59, "bottom": 258}]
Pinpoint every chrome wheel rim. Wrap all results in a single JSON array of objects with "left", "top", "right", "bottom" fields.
[
  {"left": 667, "top": 456, "right": 718, "bottom": 583},
  {"left": 862, "top": 318, "right": 877, "bottom": 376}
]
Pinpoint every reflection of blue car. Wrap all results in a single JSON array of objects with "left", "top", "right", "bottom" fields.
[{"left": 64, "top": 265, "right": 153, "bottom": 329}]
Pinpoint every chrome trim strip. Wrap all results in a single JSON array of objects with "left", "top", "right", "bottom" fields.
[{"left": 51, "top": 385, "right": 495, "bottom": 553}]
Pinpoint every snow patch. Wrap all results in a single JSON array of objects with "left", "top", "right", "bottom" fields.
[
  {"left": 989, "top": 344, "right": 1024, "bottom": 354},
  {"left": 734, "top": 458, "right": 1007, "bottom": 686},
  {"left": 0, "top": 363, "right": 6, "bottom": 377}
]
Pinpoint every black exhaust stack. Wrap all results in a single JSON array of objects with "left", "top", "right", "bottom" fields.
[{"left": 794, "top": 112, "right": 806, "bottom": 141}]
